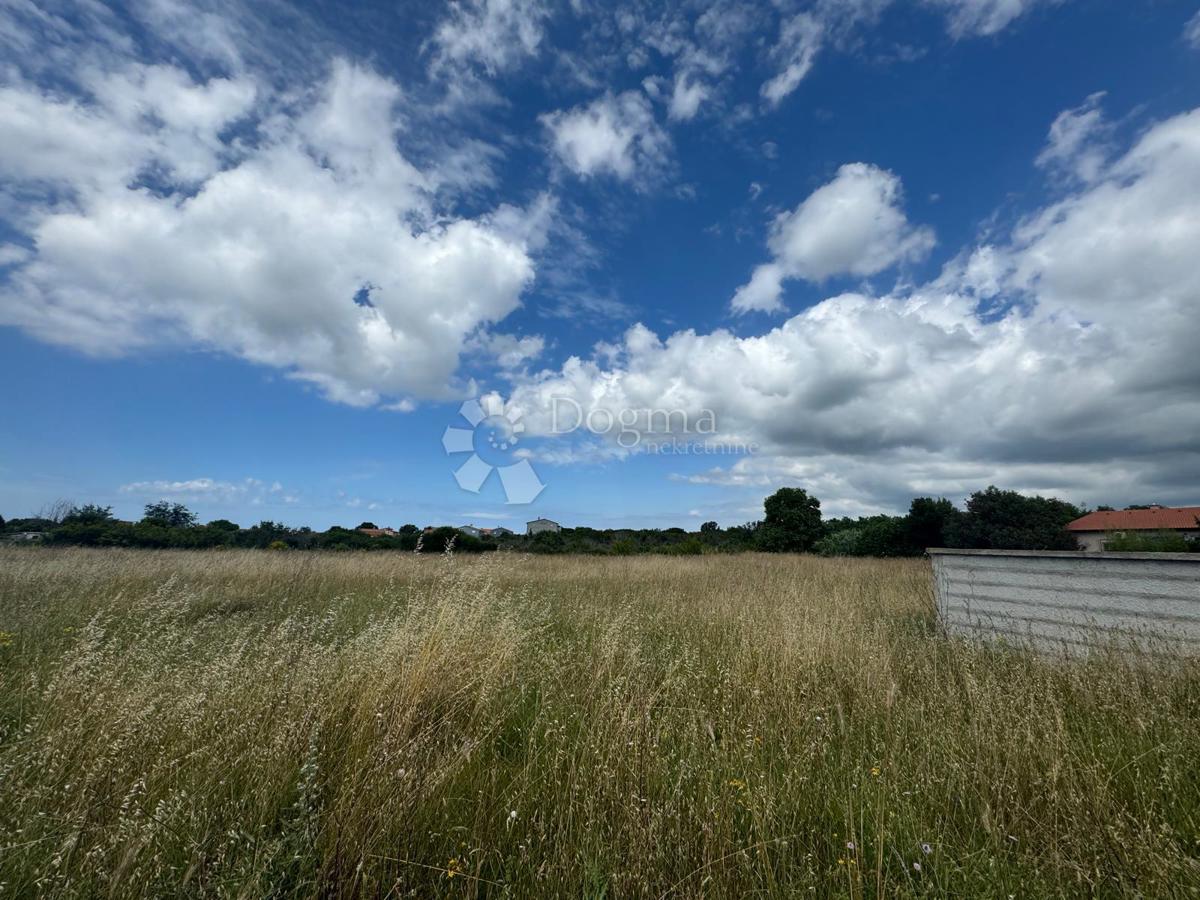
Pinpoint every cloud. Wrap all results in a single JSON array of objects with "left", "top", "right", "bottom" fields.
[
  {"left": 1036, "top": 91, "right": 1110, "bottom": 183},
  {"left": 761, "top": 12, "right": 824, "bottom": 106},
  {"left": 120, "top": 477, "right": 298, "bottom": 504},
  {"left": 731, "top": 263, "right": 786, "bottom": 314},
  {"left": 759, "top": 0, "right": 1047, "bottom": 105},
  {"left": 1186, "top": 9, "right": 1200, "bottom": 49},
  {"left": 928, "top": 0, "right": 1046, "bottom": 37},
  {"left": 0, "top": 55, "right": 541, "bottom": 407},
  {"left": 731, "top": 163, "right": 935, "bottom": 311},
  {"left": 472, "top": 332, "right": 546, "bottom": 369},
  {"left": 511, "top": 104, "right": 1200, "bottom": 513},
  {"left": 540, "top": 90, "right": 670, "bottom": 183},
  {"left": 668, "top": 73, "right": 709, "bottom": 121},
  {"left": 428, "top": 0, "right": 548, "bottom": 76}
]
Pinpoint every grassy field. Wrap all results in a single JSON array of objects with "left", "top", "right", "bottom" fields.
[{"left": 0, "top": 548, "right": 1197, "bottom": 898}]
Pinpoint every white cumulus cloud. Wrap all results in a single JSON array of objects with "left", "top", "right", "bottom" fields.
[
  {"left": 512, "top": 103, "right": 1200, "bottom": 513},
  {"left": 0, "top": 58, "right": 543, "bottom": 407},
  {"left": 732, "top": 163, "right": 935, "bottom": 312},
  {"left": 428, "top": 0, "right": 548, "bottom": 76},
  {"left": 540, "top": 90, "right": 670, "bottom": 183}
]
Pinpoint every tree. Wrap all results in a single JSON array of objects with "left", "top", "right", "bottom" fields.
[
  {"left": 356, "top": 521, "right": 378, "bottom": 530},
  {"left": 207, "top": 519, "right": 241, "bottom": 532},
  {"left": 759, "top": 488, "right": 822, "bottom": 552},
  {"left": 700, "top": 521, "right": 719, "bottom": 534},
  {"left": 62, "top": 504, "right": 115, "bottom": 525},
  {"left": 0, "top": 514, "right": 6, "bottom": 530},
  {"left": 814, "top": 528, "right": 862, "bottom": 556},
  {"left": 905, "top": 497, "right": 959, "bottom": 552},
  {"left": 39, "top": 499, "right": 75, "bottom": 524},
  {"left": 142, "top": 501, "right": 198, "bottom": 528},
  {"left": 856, "top": 515, "right": 911, "bottom": 557},
  {"left": 948, "top": 486, "right": 1080, "bottom": 551}
]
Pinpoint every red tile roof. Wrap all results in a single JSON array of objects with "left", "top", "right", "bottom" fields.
[{"left": 1067, "top": 506, "right": 1200, "bottom": 532}]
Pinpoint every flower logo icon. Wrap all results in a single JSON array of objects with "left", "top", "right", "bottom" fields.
[{"left": 441, "top": 396, "right": 546, "bottom": 504}]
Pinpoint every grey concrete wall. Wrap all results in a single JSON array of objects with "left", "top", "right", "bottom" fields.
[{"left": 929, "top": 549, "right": 1200, "bottom": 655}]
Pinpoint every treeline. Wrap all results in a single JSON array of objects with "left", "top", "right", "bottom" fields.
[
  {"left": 0, "top": 503, "right": 498, "bottom": 553},
  {"left": 3, "top": 487, "right": 1195, "bottom": 556}
]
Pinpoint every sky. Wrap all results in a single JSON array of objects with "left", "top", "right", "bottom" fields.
[{"left": 1, "top": 0, "right": 1199, "bottom": 531}]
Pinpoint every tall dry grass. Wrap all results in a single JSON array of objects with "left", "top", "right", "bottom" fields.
[{"left": 0, "top": 547, "right": 1197, "bottom": 897}]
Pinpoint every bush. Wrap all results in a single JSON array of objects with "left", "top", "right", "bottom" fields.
[
  {"left": 814, "top": 528, "right": 862, "bottom": 556},
  {"left": 1104, "top": 530, "right": 1196, "bottom": 552}
]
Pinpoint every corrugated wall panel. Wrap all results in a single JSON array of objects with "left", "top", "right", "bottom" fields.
[{"left": 929, "top": 550, "right": 1200, "bottom": 655}]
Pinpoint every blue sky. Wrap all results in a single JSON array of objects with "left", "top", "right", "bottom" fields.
[{"left": 2, "top": 0, "right": 1199, "bottom": 530}]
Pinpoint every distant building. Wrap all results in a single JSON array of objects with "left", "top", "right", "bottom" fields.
[
  {"left": 485, "top": 526, "right": 515, "bottom": 537},
  {"left": 526, "top": 517, "right": 561, "bottom": 535},
  {"left": 357, "top": 527, "right": 398, "bottom": 538},
  {"left": 1067, "top": 506, "right": 1200, "bottom": 551},
  {"left": 458, "top": 525, "right": 483, "bottom": 538},
  {"left": 2, "top": 531, "right": 45, "bottom": 542}
]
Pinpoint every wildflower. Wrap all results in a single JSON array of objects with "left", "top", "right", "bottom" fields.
[
  {"left": 913, "top": 862, "right": 922, "bottom": 872},
  {"left": 846, "top": 841, "right": 856, "bottom": 851},
  {"left": 446, "top": 858, "right": 462, "bottom": 879},
  {"left": 837, "top": 858, "right": 845, "bottom": 866},
  {"left": 0, "top": 631, "right": 14, "bottom": 648},
  {"left": 509, "top": 809, "right": 517, "bottom": 821},
  {"left": 728, "top": 778, "right": 746, "bottom": 790},
  {"left": 870, "top": 766, "right": 881, "bottom": 777},
  {"left": 920, "top": 842, "right": 932, "bottom": 855}
]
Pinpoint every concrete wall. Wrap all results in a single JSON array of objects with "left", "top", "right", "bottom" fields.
[{"left": 930, "top": 549, "right": 1200, "bottom": 655}]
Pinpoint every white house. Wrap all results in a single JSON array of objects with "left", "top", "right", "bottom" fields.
[{"left": 526, "top": 517, "right": 561, "bottom": 535}]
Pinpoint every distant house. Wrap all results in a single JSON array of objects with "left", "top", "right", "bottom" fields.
[
  {"left": 357, "top": 527, "right": 398, "bottom": 538},
  {"left": 526, "top": 517, "right": 561, "bottom": 535},
  {"left": 2, "top": 531, "right": 45, "bottom": 543},
  {"left": 458, "top": 525, "right": 483, "bottom": 538},
  {"left": 485, "top": 526, "right": 514, "bottom": 537},
  {"left": 1067, "top": 506, "right": 1200, "bottom": 551}
]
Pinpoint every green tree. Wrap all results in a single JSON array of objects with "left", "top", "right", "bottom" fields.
[
  {"left": 813, "top": 528, "right": 862, "bottom": 556},
  {"left": 206, "top": 519, "right": 241, "bottom": 532},
  {"left": 856, "top": 515, "right": 911, "bottom": 557},
  {"left": 948, "top": 486, "right": 1080, "bottom": 550},
  {"left": 759, "top": 488, "right": 822, "bottom": 552},
  {"left": 142, "top": 501, "right": 197, "bottom": 529},
  {"left": 905, "top": 497, "right": 959, "bottom": 552},
  {"left": 699, "top": 521, "right": 719, "bottom": 534},
  {"left": 63, "top": 504, "right": 115, "bottom": 525},
  {"left": 356, "top": 521, "right": 378, "bottom": 530}
]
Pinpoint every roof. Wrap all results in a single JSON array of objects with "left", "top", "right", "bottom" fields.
[
  {"left": 357, "top": 527, "right": 397, "bottom": 537},
  {"left": 527, "top": 517, "right": 558, "bottom": 525},
  {"left": 1066, "top": 506, "right": 1200, "bottom": 532}
]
